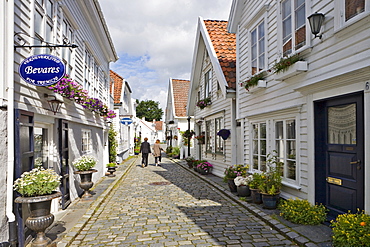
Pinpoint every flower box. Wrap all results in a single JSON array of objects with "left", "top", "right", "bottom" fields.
[
  {"left": 246, "top": 80, "right": 267, "bottom": 93},
  {"left": 274, "top": 61, "right": 308, "bottom": 81}
]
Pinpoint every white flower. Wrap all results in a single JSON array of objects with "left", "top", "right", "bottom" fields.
[{"left": 234, "top": 175, "right": 253, "bottom": 186}]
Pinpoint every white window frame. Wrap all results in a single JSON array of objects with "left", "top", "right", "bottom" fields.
[
  {"left": 334, "top": 0, "right": 370, "bottom": 32},
  {"left": 82, "top": 129, "right": 92, "bottom": 153},
  {"left": 204, "top": 69, "right": 212, "bottom": 98},
  {"left": 251, "top": 122, "right": 268, "bottom": 172},
  {"left": 215, "top": 117, "right": 224, "bottom": 154},
  {"left": 250, "top": 20, "right": 267, "bottom": 75},
  {"left": 34, "top": 0, "right": 55, "bottom": 54},
  {"left": 274, "top": 119, "right": 297, "bottom": 182},
  {"left": 278, "top": 0, "right": 307, "bottom": 57}
]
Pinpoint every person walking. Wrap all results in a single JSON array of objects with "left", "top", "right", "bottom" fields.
[
  {"left": 152, "top": 139, "right": 163, "bottom": 166},
  {"left": 140, "top": 137, "right": 151, "bottom": 167}
]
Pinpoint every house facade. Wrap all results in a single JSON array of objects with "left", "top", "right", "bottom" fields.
[
  {"left": 228, "top": 0, "right": 370, "bottom": 216},
  {"left": 110, "top": 70, "right": 135, "bottom": 162},
  {"left": 187, "top": 18, "right": 238, "bottom": 177},
  {"left": 1, "top": 0, "right": 117, "bottom": 245},
  {"left": 165, "top": 78, "right": 194, "bottom": 157}
]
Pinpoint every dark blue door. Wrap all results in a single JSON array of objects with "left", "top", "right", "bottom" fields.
[{"left": 315, "top": 92, "right": 364, "bottom": 217}]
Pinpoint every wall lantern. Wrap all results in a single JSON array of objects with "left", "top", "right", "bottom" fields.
[
  {"left": 44, "top": 94, "right": 62, "bottom": 114},
  {"left": 307, "top": 12, "right": 325, "bottom": 39}
]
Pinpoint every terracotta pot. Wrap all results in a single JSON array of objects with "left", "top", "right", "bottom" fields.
[
  {"left": 15, "top": 191, "right": 62, "bottom": 247},
  {"left": 74, "top": 169, "right": 97, "bottom": 198}
]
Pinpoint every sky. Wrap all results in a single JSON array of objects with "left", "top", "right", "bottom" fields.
[{"left": 100, "top": 0, "right": 232, "bottom": 111}]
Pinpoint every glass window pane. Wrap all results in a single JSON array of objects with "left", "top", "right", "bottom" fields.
[
  {"left": 287, "top": 160, "right": 296, "bottom": 179},
  {"left": 295, "top": 5, "right": 305, "bottom": 28},
  {"left": 345, "top": 0, "right": 365, "bottom": 21},
  {"left": 287, "top": 140, "right": 296, "bottom": 159},
  {"left": 282, "top": 0, "right": 291, "bottom": 19},
  {"left": 276, "top": 121, "right": 283, "bottom": 139},
  {"left": 328, "top": 104, "right": 356, "bottom": 144},
  {"left": 261, "top": 156, "right": 267, "bottom": 171},
  {"left": 260, "top": 123, "right": 266, "bottom": 138},
  {"left": 253, "top": 155, "right": 259, "bottom": 170},
  {"left": 259, "top": 38, "right": 265, "bottom": 53},
  {"left": 286, "top": 120, "right": 295, "bottom": 139},
  {"left": 283, "top": 17, "right": 292, "bottom": 43},
  {"left": 251, "top": 29, "right": 257, "bottom": 44},
  {"left": 253, "top": 124, "right": 258, "bottom": 139},
  {"left": 35, "top": 11, "right": 43, "bottom": 36},
  {"left": 46, "top": 0, "right": 53, "bottom": 17},
  {"left": 258, "top": 22, "right": 264, "bottom": 37},
  {"left": 258, "top": 54, "right": 265, "bottom": 70},
  {"left": 260, "top": 140, "right": 266, "bottom": 155}
]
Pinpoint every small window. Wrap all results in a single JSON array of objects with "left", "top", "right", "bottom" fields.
[
  {"left": 215, "top": 117, "right": 224, "bottom": 153},
  {"left": 251, "top": 21, "right": 265, "bottom": 75},
  {"left": 345, "top": 0, "right": 365, "bottom": 21},
  {"left": 205, "top": 120, "right": 212, "bottom": 152},
  {"left": 204, "top": 70, "right": 212, "bottom": 98},
  {"left": 82, "top": 129, "right": 92, "bottom": 153},
  {"left": 252, "top": 122, "right": 267, "bottom": 171},
  {"left": 275, "top": 120, "right": 296, "bottom": 180}
]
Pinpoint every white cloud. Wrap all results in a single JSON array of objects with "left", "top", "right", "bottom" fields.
[{"left": 100, "top": 0, "right": 232, "bottom": 112}]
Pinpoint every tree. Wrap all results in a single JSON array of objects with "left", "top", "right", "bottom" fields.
[{"left": 136, "top": 99, "right": 163, "bottom": 121}]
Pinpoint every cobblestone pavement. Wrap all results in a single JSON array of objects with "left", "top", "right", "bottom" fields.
[{"left": 68, "top": 157, "right": 297, "bottom": 246}]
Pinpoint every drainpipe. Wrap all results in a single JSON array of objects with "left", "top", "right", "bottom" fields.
[{"left": 6, "top": 0, "right": 17, "bottom": 246}]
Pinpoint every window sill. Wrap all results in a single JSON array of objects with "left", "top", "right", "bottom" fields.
[
  {"left": 282, "top": 180, "right": 301, "bottom": 190},
  {"left": 274, "top": 61, "right": 308, "bottom": 81}
]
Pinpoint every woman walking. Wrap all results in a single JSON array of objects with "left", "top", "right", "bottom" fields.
[{"left": 152, "top": 139, "right": 163, "bottom": 166}]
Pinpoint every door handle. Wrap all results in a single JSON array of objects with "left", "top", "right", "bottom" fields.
[{"left": 350, "top": 160, "right": 360, "bottom": 165}]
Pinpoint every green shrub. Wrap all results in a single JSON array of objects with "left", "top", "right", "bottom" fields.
[
  {"left": 278, "top": 198, "right": 327, "bottom": 225},
  {"left": 172, "top": 147, "right": 180, "bottom": 157},
  {"left": 108, "top": 124, "right": 117, "bottom": 163},
  {"left": 331, "top": 210, "right": 370, "bottom": 247},
  {"left": 166, "top": 146, "right": 172, "bottom": 154}
]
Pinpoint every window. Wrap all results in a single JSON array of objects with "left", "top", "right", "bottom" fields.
[
  {"left": 275, "top": 120, "right": 296, "bottom": 180},
  {"left": 281, "top": 0, "right": 306, "bottom": 56},
  {"left": 215, "top": 117, "right": 224, "bottom": 153},
  {"left": 204, "top": 70, "right": 212, "bottom": 98},
  {"left": 82, "top": 129, "right": 92, "bottom": 153},
  {"left": 251, "top": 21, "right": 265, "bottom": 75},
  {"left": 205, "top": 120, "right": 212, "bottom": 152},
  {"left": 252, "top": 123, "right": 267, "bottom": 171},
  {"left": 345, "top": 0, "right": 365, "bottom": 21},
  {"left": 62, "top": 20, "right": 74, "bottom": 75}
]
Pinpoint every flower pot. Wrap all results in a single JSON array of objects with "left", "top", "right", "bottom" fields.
[
  {"left": 74, "top": 169, "right": 97, "bottom": 198},
  {"left": 200, "top": 167, "right": 211, "bottom": 175},
  {"left": 250, "top": 188, "right": 262, "bottom": 204},
  {"left": 261, "top": 192, "right": 280, "bottom": 209},
  {"left": 237, "top": 185, "right": 251, "bottom": 197},
  {"left": 15, "top": 191, "right": 62, "bottom": 247},
  {"left": 227, "top": 179, "right": 237, "bottom": 192},
  {"left": 107, "top": 166, "right": 117, "bottom": 177}
]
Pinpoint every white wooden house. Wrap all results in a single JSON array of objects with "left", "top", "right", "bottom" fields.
[
  {"left": 187, "top": 18, "right": 238, "bottom": 177},
  {"left": 1, "top": 0, "right": 117, "bottom": 245},
  {"left": 165, "top": 78, "right": 194, "bottom": 157},
  {"left": 228, "top": 0, "right": 370, "bottom": 216}
]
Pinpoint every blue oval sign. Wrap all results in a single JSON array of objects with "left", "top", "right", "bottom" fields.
[{"left": 19, "top": 54, "right": 65, "bottom": 86}]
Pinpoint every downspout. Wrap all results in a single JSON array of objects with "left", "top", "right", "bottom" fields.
[{"left": 6, "top": 0, "right": 17, "bottom": 246}]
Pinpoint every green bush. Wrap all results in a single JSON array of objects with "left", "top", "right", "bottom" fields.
[
  {"left": 278, "top": 198, "right": 327, "bottom": 225},
  {"left": 166, "top": 146, "right": 172, "bottom": 154},
  {"left": 172, "top": 147, "right": 180, "bottom": 157},
  {"left": 108, "top": 124, "right": 117, "bottom": 163},
  {"left": 331, "top": 210, "right": 370, "bottom": 246}
]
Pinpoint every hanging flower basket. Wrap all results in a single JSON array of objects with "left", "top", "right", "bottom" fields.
[
  {"left": 217, "top": 129, "right": 230, "bottom": 140},
  {"left": 195, "top": 135, "right": 205, "bottom": 144}
]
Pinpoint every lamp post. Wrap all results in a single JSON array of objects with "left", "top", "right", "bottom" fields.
[
  {"left": 187, "top": 116, "right": 191, "bottom": 157},
  {"left": 44, "top": 94, "right": 62, "bottom": 115}
]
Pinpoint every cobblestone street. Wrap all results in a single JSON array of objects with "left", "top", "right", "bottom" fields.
[{"left": 68, "top": 157, "right": 297, "bottom": 246}]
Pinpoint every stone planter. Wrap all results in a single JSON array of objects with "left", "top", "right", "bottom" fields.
[
  {"left": 15, "top": 191, "right": 62, "bottom": 247},
  {"left": 106, "top": 166, "right": 117, "bottom": 177},
  {"left": 74, "top": 169, "right": 97, "bottom": 198},
  {"left": 237, "top": 185, "right": 251, "bottom": 197}
]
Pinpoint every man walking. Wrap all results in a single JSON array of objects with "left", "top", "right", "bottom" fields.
[{"left": 140, "top": 137, "right": 151, "bottom": 167}]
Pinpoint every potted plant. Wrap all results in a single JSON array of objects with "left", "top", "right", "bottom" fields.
[
  {"left": 223, "top": 164, "right": 248, "bottom": 192},
  {"left": 106, "top": 162, "right": 117, "bottom": 177},
  {"left": 134, "top": 137, "right": 141, "bottom": 155},
  {"left": 234, "top": 175, "right": 253, "bottom": 197},
  {"left": 196, "top": 97, "right": 212, "bottom": 109},
  {"left": 197, "top": 161, "right": 213, "bottom": 175},
  {"left": 185, "top": 156, "right": 196, "bottom": 168},
  {"left": 13, "top": 167, "right": 62, "bottom": 247},
  {"left": 272, "top": 53, "right": 307, "bottom": 81},
  {"left": 73, "top": 155, "right": 98, "bottom": 198},
  {"left": 249, "top": 172, "right": 263, "bottom": 204},
  {"left": 258, "top": 151, "right": 283, "bottom": 209},
  {"left": 194, "top": 135, "right": 205, "bottom": 144},
  {"left": 171, "top": 146, "right": 180, "bottom": 159}
]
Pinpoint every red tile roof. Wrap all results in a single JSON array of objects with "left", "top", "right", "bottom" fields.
[
  {"left": 172, "top": 79, "right": 190, "bottom": 117},
  {"left": 110, "top": 70, "right": 123, "bottom": 104},
  {"left": 204, "top": 20, "right": 236, "bottom": 90}
]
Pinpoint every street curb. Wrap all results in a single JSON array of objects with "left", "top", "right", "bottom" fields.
[
  {"left": 56, "top": 157, "right": 138, "bottom": 247},
  {"left": 170, "top": 158, "right": 323, "bottom": 247}
]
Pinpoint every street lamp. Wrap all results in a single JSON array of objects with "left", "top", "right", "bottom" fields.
[
  {"left": 307, "top": 12, "right": 325, "bottom": 39},
  {"left": 44, "top": 94, "right": 62, "bottom": 115}
]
